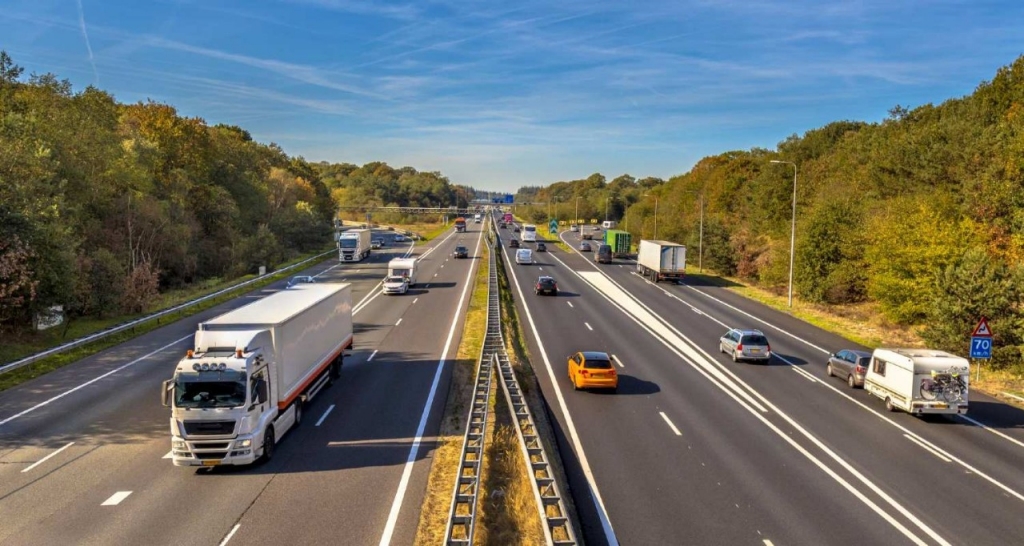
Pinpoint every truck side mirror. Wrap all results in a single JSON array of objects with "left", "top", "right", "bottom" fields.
[{"left": 161, "top": 380, "right": 173, "bottom": 407}]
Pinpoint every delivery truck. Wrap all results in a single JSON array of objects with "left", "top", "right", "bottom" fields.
[
  {"left": 163, "top": 283, "right": 353, "bottom": 466},
  {"left": 636, "top": 240, "right": 687, "bottom": 283},
  {"left": 603, "top": 229, "right": 632, "bottom": 258},
  {"left": 454, "top": 217, "right": 467, "bottom": 232},
  {"left": 338, "top": 229, "right": 372, "bottom": 262}
]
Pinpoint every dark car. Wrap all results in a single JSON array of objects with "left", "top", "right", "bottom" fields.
[
  {"left": 536, "top": 243, "right": 547, "bottom": 252},
  {"left": 514, "top": 226, "right": 521, "bottom": 233},
  {"left": 499, "top": 222, "right": 507, "bottom": 229},
  {"left": 535, "top": 276, "right": 558, "bottom": 295},
  {"left": 595, "top": 244, "right": 612, "bottom": 263},
  {"left": 453, "top": 245, "right": 469, "bottom": 259},
  {"left": 510, "top": 239, "right": 520, "bottom": 248},
  {"left": 827, "top": 349, "right": 872, "bottom": 388},
  {"left": 579, "top": 241, "right": 591, "bottom": 251}
]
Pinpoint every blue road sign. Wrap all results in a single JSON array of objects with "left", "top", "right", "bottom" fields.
[
  {"left": 504, "top": 194, "right": 514, "bottom": 204},
  {"left": 970, "top": 336, "right": 992, "bottom": 359}
]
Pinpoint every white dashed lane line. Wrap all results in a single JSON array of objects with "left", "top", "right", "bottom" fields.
[{"left": 101, "top": 491, "right": 132, "bottom": 506}]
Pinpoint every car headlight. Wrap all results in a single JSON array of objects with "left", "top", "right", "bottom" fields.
[{"left": 234, "top": 439, "right": 252, "bottom": 448}]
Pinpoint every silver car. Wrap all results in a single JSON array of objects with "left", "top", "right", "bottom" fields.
[
  {"left": 826, "top": 349, "right": 872, "bottom": 388},
  {"left": 719, "top": 328, "right": 772, "bottom": 363}
]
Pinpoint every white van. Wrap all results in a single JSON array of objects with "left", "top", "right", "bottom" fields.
[
  {"left": 864, "top": 348, "right": 970, "bottom": 415},
  {"left": 515, "top": 248, "right": 533, "bottom": 265},
  {"left": 602, "top": 220, "right": 617, "bottom": 229}
]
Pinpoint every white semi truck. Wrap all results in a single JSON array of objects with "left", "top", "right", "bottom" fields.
[
  {"left": 338, "top": 229, "right": 372, "bottom": 262},
  {"left": 163, "top": 283, "right": 353, "bottom": 467},
  {"left": 636, "top": 240, "right": 687, "bottom": 283}
]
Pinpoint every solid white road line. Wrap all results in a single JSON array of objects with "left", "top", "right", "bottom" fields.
[
  {"left": 502, "top": 243, "right": 620, "bottom": 546},
  {"left": 395, "top": 318, "right": 403, "bottom": 326},
  {"left": 791, "top": 367, "right": 821, "bottom": 384},
  {"left": 368, "top": 350, "right": 378, "bottom": 362},
  {"left": 315, "top": 405, "right": 335, "bottom": 427},
  {"left": 904, "top": 434, "right": 952, "bottom": 463},
  {"left": 218, "top": 524, "right": 241, "bottom": 546},
  {"left": 611, "top": 355, "right": 624, "bottom": 368},
  {"left": 585, "top": 322, "right": 593, "bottom": 331},
  {"left": 21, "top": 442, "right": 75, "bottom": 473},
  {"left": 763, "top": 540, "right": 775, "bottom": 546},
  {"left": 101, "top": 491, "right": 132, "bottom": 506},
  {"left": 378, "top": 223, "right": 483, "bottom": 546},
  {"left": 659, "top": 412, "right": 682, "bottom": 436},
  {"left": 567, "top": 301, "right": 574, "bottom": 308},
  {"left": 0, "top": 334, "right": 192, "bottom": 427}
]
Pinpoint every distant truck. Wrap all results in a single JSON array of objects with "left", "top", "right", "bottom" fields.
[
  {"left": 603, "top": 229, "right": 632, "bottom": 258},
  {"left": 503, "top": 212, "right": 514, "bottom": 224},
  {"left": 338, "top": 229, "right": 372, "bottom": 262},
  {"left": 454, "top": 217, "right": 467, "bottom": 232},
  {"left": 474, "top": 214, "right": 482, "bottom": 223},
  {"left": 388, "top": 257, "right": 417, "bottom": 287},
  {"left": 163, "top": 283, "right": 353, "bottom": 466},
  {"left": 864, "top": 348, "right": 970, "bottom": 415},
  {"left": 636, "top": 240, "right": 686, "bottom": 283}
]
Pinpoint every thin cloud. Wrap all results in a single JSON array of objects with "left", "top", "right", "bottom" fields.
[{"left": 75, "top": 0, "right": 99, "bottom": 85}]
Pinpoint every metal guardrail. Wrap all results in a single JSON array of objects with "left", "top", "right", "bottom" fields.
[{"left": 0, "top": 249, "right": 336, "bottom": 375}]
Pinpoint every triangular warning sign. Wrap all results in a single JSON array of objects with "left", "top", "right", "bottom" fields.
[{"left": 972, "top": 318, "right": 992, "bottom": 337}]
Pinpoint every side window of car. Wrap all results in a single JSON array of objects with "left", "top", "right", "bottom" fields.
[{"left": 836, "top": 350, "right": 848, "bottom": 362}]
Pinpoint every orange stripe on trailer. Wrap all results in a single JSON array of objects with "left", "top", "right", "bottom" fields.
[{"left": 277, "top": 336, "right": 352, "bottom": 411}]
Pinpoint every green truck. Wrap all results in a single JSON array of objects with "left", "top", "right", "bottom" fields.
[{"left": 603, "top": 229, "right": 632, "bottom": 258}]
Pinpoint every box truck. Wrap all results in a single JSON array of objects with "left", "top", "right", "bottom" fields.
[
  {"left": 163, "top": 284, "right": 353, "bottom": 466},
  {"left": 636, "top": 240, "right": 686, "bottom": 283},
  {"left": 454, "top": 217, "right": 467, "bottom": 232},
  {"left": 603, "top": 229, "right": 632, "bottom": 258},
  {"left": 338, "top": 229, "right": 372, "bottom": 262},
  {"left": 864, "top": 348, "right": 970, "bottom": 415}
]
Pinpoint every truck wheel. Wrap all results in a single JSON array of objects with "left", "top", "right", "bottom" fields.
[
  {"left": 261, "top": 427, "right": 276, "bottom": 462},
  {"left": 329, "top": 360, "right": 341, "bottom": 383},
  {"left": 294, "top": 402, "right": 303, "bottom": 426}
]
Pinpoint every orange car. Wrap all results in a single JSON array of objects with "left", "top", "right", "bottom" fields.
[{"left": 568, "top": 351, "right": 618, "bottom": 392}]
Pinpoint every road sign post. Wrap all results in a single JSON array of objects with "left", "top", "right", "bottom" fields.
[{"left": 970, "top": 317, "right": 993, "bottom": 382}]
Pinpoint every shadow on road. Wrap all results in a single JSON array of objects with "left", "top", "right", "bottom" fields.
[{"left": 588, "top": 374, "right": 660, "bottom": 396}]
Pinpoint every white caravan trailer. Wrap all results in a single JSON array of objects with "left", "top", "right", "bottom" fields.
[{"left": 864, "top": 348, "right": 970, "bottom": 415}]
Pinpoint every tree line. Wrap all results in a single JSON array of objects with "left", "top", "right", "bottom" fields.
[
  {"left": 0, "top": 52, "right": 469, "bottom": 335},
  {"left": 516, "top": 56, "right": 1024, "bottom": 369}
]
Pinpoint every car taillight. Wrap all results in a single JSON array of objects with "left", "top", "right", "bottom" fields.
[
  {"left": 766, "top": 344, "right": 771, "bottom": 353},
  {"left": 581, "top": 370, "right": 590, "bottom": 377},
  {"left": 856, "top": 365, "right": 866, "bottom": 372},
  {"left": 736, "top": 343, "right": 743, "bottom": 351},
  {"left": 608, "top": 369, "right": 616, "bottom": 376}
]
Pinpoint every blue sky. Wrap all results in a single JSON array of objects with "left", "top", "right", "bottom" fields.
[{"left": 2, "top": 0, "right": 1023, "bottom": 191}]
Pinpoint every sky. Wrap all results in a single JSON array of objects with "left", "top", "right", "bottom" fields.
[{"left": 2, "top": 0, "right": 1024, "bottom": 191}]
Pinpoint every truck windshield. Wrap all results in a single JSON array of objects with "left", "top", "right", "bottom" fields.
[
  {"left": 175, "top": 371, "right": 247, "bottom": 408},
  {"left": 339, "top": 238, "right": 357, "bottom": 249}
]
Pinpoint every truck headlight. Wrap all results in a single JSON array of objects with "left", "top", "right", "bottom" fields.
[{"left": 234, "top": 439, "right": 252, "bottom": 448}]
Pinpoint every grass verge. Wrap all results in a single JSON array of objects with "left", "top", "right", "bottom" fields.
[
  {"left": 413, "top": 240, "right": 490, "bottom": 545},
  {"left": 0, "top": 248, "right": 333, "bottom": 393}
]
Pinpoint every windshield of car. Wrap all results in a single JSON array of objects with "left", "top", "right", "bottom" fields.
[
  {"left": 743, "top": 335, "right": 769, "bottom": 345},
  {"left": 584, "top": 359, "right": 612, "bottom": 369},
  {"left": 538, "top": 278, "right": 555, "bottom": 287},
  {"left": 386, "top": 275, "right": 407, "bottom": 283},
  {"left": 456, "top": 246, "right": 467, "bottom": 252},
  {"left": 174, "top": 370, "right": 247, "bottom": 408}
]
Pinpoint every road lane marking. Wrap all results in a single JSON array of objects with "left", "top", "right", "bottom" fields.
[
  {"left": 502, "top": 243, "right": 620, "bottom": 545},
  {"left": 957, "top": 415, "right": 1024, "bottom": 450},
  {"left": 22, "top": 442, "right": 75, "bottom": 473},
  {"left": 379, "top": 221, "right": 484, "bottom": 546},
  {"left": 425, "top": 284, "right": 430, "bottom": 288},
  {"left": 791, "top": 367, "right": 820, "bottom": 383},
  {"left": 218, "top": 524, "right": 241, "bottom": 546},
  {"left": 904, "top": 434, "right": 952, "bottom": 463},
  {"left": 0, "top": 335, "right": 192, "bottom": 427},
  {"left": 567, "top": 301, "right": 574, "bottom": 308},
  {"left": 395, "top": 318, "right": 403, "bottom": 326},
  {"left": 101, "top": 491, "right": 132, "bottom": 506},
  {"left": 659, "top": 412, "right": 682, "bottom": 436},
  {"left": 763, "top": 541, "right": 775, "bottom": 546},
  {"left": 611, "top": 354, "right": 624, "bottom": 368},
  {"left": 368, "top": 350, "right": 378, "bottom": 361},
  {"left": 244, "top": 295, "right": 262, "bottom": 298},
  {"left": 315, "top": 405, "right": 335, "bottom": 427},
  {"left": 413, "top": 298, "right": 419, "bottom": 304},
  {"left": 585, "top": 322, "right": 593, "bottom": 331},
  {"left": 434, "top": 273, "right": 438, "bottom": 277}
]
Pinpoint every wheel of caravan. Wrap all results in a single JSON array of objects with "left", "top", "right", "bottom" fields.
[{"left": 885, "top": 397, "right": 895, "bottom": 412}]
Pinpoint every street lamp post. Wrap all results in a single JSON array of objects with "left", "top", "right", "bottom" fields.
[
  {"left": 685, "top": 190, "right": 705, "bottom": 273},
  {"left": 770, "top": 159, "right": 798, "bottom": 307},
  {"left": 644, "top": 193, "right": 659, "bottom": 240},
  {"left": 575, "top": 196, "right": 582, "bottom": 227}
]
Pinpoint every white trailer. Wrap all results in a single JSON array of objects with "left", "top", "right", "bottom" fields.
[
  {"left": 388, "top": 258, "right": 417, "bottom": 286},
  {"left": 338, "top": 229, "right": 372, "bottom": 262},
  {"left": 864, "top": 348, "right": 970, "bottom": 415},
  {"left": 636, "top": 240, "right": 687, "bottom": 283},
  {"left": 163, "top": 284, "right": 353, "bottom": 466}
]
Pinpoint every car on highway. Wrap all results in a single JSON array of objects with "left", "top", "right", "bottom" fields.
[
  {"left": 394, "top": 234, "right": 407, "bottom": 242},
  {"left": 535, "top": 276, "right": 558, "bottom": 295},
  {"left": 382, "top": 275, "right": 409, "bottom": 295},
  {"left": 371, "top": 238, "right": 384, "bottom": 249},
  {"left": 499, "top": 222, "right": 507, "bottom": 228},
  {"left": 516, "top": 248, "right": 534, "bottom": 265},
  {"left": 568, "top": 351, "right": 618, "bottom": 392},
  {"left": 513, "top": 226, "right": 521, "bottom": 233},
  {"left": 286, "top": 275, "right": 316, "bottom": 288},
  {"left": 719, "top": 328, "right": 772, "bottom": 363},
  {"left": 536, "top": 242, "right": 547, "bottom": 252},
  {"left": 595, "top": 244, "right": 612, "bottom": 263},
  {"left": 827, "top": 349, "right": 872, "bottom": 388},
  {"left": 570, "top": 224, "right": 579, "bottom": 232},
  {"left": 509, "top": 238, "right": 520, "bottom": 248},
  {"left": 579, "top": 241, "right": 592, "bottom": 252},
  {"left": 453, "top": 245, "right": 469, "bottom": 259}
]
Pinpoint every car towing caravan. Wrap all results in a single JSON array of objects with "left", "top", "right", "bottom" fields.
[{"left": 864, "top": 348, "right": 970, "bottom": 415}]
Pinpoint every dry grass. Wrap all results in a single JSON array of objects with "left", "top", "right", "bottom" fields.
[{"left": 413, "top": 242, "right": 490, "bottom": 546}]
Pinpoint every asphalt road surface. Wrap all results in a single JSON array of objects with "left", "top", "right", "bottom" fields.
[
  {"left": 0, "top": 223, "right": 486, "bottom": 546},
  {"left": 498, "top": 214, "right": 1024, "bottom": 546}
]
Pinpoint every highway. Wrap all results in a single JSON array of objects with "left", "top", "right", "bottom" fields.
[
  {"left": 498, "top": 214, "right": 1024, "bottom": 546},
  {"left": 0, "top": 223, "right": 486, "bottom": 546}
]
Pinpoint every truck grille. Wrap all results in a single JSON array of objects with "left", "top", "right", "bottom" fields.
[{"left": 183, "top": 420, "right": 235, "bottom": 436}]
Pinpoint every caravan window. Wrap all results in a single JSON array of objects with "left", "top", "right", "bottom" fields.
[{"left": 873, "top": 358, "right": 887, "bottom": 376}]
